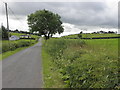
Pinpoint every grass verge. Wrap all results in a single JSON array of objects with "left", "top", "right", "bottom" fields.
[
  {"left": 42, "top": 39, "right": 65, "bottom": 88},
  {"left": 0, "top": 40, "right": 38, "bottom": 61}
]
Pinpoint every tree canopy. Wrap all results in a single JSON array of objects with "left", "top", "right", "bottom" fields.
[{"left": 27, "top": 9, "right": 64, "bottom": 40}]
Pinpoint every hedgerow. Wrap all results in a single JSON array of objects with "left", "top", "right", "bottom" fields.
[{"left": 2, "top": 39, "right": 37, "bottom": 53}]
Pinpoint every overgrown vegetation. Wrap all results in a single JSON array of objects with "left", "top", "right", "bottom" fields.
[
  {"left": 42, "top": 38, "right": 119, "bottom": 88},
  {"left": 42, "top": 40, "right": 65, "bottom": 88},
  {"left": 2, "top": 39, "right": 38, "bottom": 53}
]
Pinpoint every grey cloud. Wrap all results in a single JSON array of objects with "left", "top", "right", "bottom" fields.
[{"left": 1, "top": 2, "right": 117, "bottom": 28}]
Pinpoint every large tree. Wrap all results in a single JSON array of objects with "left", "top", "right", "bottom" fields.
[{"left": 27, "top": 9, "right": 64, "bottom": 40}]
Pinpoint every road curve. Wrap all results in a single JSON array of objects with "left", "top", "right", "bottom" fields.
[{"left": 2, "top": 38, "right": 43, "bottom": 88}]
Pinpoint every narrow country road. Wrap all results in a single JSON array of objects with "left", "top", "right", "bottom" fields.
[{"left": 2, "top": 38, "right": 43, "bottom": 88}]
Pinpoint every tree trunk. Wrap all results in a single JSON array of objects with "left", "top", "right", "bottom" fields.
[{"left": 44, "top": 34, "right": 50, "bottom": 40}]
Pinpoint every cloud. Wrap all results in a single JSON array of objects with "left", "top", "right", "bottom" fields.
[
  {"left": 0, "top": 1, "right": 118, "bottom": 34},
  {"left": 4, "top": 2, "right": 117, "bottom": 27}
]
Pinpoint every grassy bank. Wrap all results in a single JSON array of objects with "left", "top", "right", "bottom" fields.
[
  {"left": 0, "top": 39, "right": 39, "bottom": 61},
  {"left": 42, "top": 38, "right": 119, "bottom": 88},
  {"left": 2, "top": 39, "right": 38, "bottom": 53},
  {"left": 0, "top": 46, "right": 29, "bottom": 60},
  {"left": 42, "top": 39, "right": 65, "bottom": 88}
]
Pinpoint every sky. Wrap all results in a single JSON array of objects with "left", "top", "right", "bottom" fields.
[{"left": 0, "top": 0, "right": 119, "bottom": 37}]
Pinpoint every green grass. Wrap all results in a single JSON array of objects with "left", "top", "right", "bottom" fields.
[
  {"left": 42, "top": 39, "right": 65, "bottom": 88},
  {"left": 0, "top": 39, "right": 38, "bottom": 61},
  {"left": 42, "top": 38, "right": 119, "bottom": 88},
  {"left": 62, "top": 33, "right": 119, "bottom": 39},
  {"left": 0, "top": 46, "right": 29, "bottom": 60},
  {"left": 2, "top": 39, "right": 37, "bottom": 53}
]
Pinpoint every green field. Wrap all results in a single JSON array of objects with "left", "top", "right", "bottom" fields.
[
  {"left": 42, "top": 37, "right": 119, "bottom": 88},
  {"left": 62, "top": 33, "right": 119, "bottom": 39}
]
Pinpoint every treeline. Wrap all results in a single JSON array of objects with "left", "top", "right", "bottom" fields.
[
  {"left": 91, "top": 30, "right": 117, "bottom": 34},
  {"left": 78, "top": 31, "right": 117, "bottom": 35},
  {"left": 62, "top": 30, "right": 119, "bottom": 39},
  {"left": 9, "top": 29, "right": 40, "bottom": 36}
]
